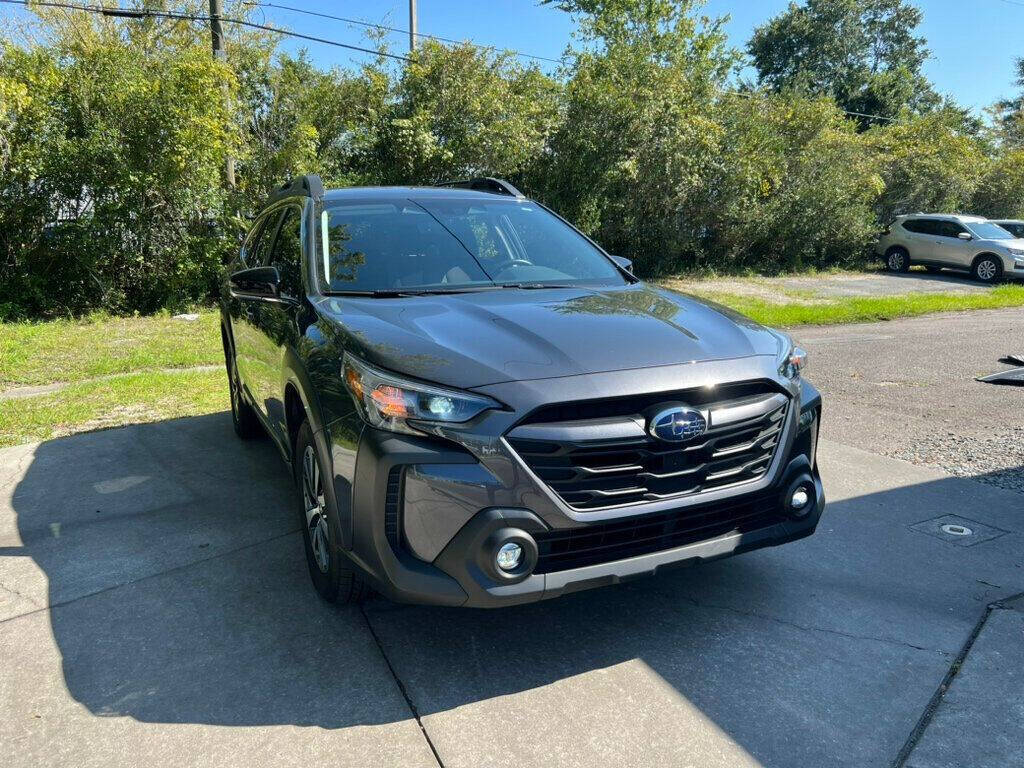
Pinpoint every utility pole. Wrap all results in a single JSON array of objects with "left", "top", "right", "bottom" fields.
[
  {"left": 209, "top": 0, "right": 236, "bottom": 187},
  {"left": 408, "top": 0, "right": 417, "bottom": 53}
]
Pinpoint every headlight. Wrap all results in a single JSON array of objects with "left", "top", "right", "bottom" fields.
[
  {"left": 1007, "top": 247, "right": 1024, "bottom": 257},
  {"left": 342, "top": 353, "right": 500, "bottom": 435},
  {"left": 771, "top": 331, "right": 808, "bottom": 379}
]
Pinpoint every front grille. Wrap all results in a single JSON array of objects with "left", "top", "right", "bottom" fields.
[
  {"left": 533, "top": 491, "right": 783, "bottom": 573},
  {"left": 507, "top": 388, "right": 789, "bottom": 511}
]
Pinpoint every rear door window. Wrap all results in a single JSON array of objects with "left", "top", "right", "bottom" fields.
[{"left": 904, "top": 219, "right": 944, "bottom": 236}]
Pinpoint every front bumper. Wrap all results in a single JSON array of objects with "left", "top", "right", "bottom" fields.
[{"left": 329, "top": 372, "right": 825, "bottom": 608}]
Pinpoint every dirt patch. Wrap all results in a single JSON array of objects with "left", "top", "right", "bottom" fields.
[{"left": 52, "top": 404, "right": 161, "bottom": 439}]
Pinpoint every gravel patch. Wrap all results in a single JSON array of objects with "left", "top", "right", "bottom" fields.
[{"left": 890, "top": 428, "right": 1024, "bottom": 494}]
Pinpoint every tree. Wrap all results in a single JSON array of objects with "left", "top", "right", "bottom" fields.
[
  {"left": 0, "top": 4, "right": 239, "bottom": 316},
  {"left": 992, "top": 58, "right": 1024, "bottom": 148},
  {"left": 536, "top": 0, "right": 739, "bottom": 274},
  {"left": 707, "top": 93, "right": 883, "bottom": 271},
  {"left": 972, "top": 150, "right": 1024, "bottom": 219},
  {"left": 748, "top": 0, "right": 938, "bottom": 126},
  {"left": 866, "top": 110, "right": 987, "bottom": 221},
  {"left": 365, "top": 40, "right": 561, "bottom": 186}
]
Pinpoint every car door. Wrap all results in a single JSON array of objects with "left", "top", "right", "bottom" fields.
[
  {"left": 248, "top": 203, "right": 306, "bottom": 444},
  {"left": 932, "top": 221, "right": 971, "bottom": 267},
  {"left": 229, "top": 210, "right": 281, "bottom": 408},
  {"left": 899, "top": 218, "right": 941, "bottom": 261}
]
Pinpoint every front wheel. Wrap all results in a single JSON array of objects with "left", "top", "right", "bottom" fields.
[
  {"left": 972, "top": 255, "right": 1002, "bottom": 284},
  {"left": 885, "top": 247, "right": 910, "bottom": 273},
  {"left": 294, "top": 420, "right": 367, "bottom": 604}
]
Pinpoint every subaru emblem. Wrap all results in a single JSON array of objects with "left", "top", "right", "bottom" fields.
[{"left": 648, "top": 406, "right": 708, "bottom": 443}]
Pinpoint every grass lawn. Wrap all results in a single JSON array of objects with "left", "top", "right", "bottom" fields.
[
  {"left": 0, "top": 311, "right": 223, "bottom": 388},
  {"left": 3, "top": 279, "right": 1024, "bottom": 448},
  {"left": 0, "top": 369, "right": 227, "bottom": 447},
  {"left": 684, "top": 282, "right": 1024, "bottom": 327},
  {"left": 1, "top": 311, "right": 227, "bottom": 447}
]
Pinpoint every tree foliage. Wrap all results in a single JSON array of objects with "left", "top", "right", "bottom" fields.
[
  {"left": 748, "top": 0, "right": 937, "bottom": 126},
  {"left": 0, "top": 0, "right": 1021, "bottom": 319}
]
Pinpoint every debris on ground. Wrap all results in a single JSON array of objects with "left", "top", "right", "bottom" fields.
[{"left": 977, "top": 356, "right": 1024, "bottom": 386}]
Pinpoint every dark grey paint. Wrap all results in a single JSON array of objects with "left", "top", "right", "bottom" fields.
[{"left": 220, "top": 184, "right": 821, "bottom": 606}]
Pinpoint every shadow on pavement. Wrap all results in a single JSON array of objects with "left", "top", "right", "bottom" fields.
[{"left": 6, "top": 415, "right": 1022, "bottom": 765}]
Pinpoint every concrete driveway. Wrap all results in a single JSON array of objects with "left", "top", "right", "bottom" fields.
[{"left": 2, "top": 311, "right": 1022, "bottom": 767}]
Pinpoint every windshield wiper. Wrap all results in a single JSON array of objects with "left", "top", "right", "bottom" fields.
[
  {"left": 498, "top": 282, "right": 578, "bottom": 290},
  {"left": 324, "top": 286, "right": 504, "bottom": 298}
]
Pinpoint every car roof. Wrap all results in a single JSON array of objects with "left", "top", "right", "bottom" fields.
[
  {"left": 322, "top": 186, "right": 527, "bottom": 202},
  {"left": 898, "top": 213, "right": 986, "bottom": 224},
  {"left": 992, "top": 219, "right": 1024, "bottom": 224}
]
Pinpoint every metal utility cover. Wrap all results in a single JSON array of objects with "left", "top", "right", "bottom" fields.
[{"left": 909, "top": 514, "right": 1010, "bottom": 547}]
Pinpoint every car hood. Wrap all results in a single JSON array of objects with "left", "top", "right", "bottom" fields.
[
  {"left": 982, "top": 237, "right": 1024, "bottom": 250},
  {"left": 314, "top": 284, "right": 784, "bottom": 389}
]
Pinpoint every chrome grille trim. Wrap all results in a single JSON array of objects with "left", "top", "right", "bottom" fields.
[{"left": 507, "top": 390, "right": 790, "bottom": 512}]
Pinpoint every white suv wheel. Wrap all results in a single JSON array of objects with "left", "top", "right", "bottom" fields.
[{"left": 974, "top": 258, "right": 999, "bottom": 282}]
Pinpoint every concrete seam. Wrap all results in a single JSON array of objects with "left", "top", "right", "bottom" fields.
[
  {"left": 892, "top": 590, "right": 1024, "bottom": 767},
  {"left": 360, "top": 603, "right": 445, "bottom": 768}
]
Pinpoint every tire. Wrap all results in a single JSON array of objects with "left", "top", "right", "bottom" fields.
[
  {"left": 885, "top": 247, "right": 910, "bottom": 273},
  {"left": 223, "top": 332, "right": 261, "bottom": 439},
  {"left": 971, "top": 255, "right": 1002, "bottom": 284},
  {"left": 294, "top": 420, "right": 367, "bottom": 604}
]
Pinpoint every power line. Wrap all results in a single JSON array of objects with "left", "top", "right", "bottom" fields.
[
  {"left": 0, "top": 0, "right": 413, "bottom": 61},
  {"left": 241, "top": 1, "right": 563, "bottom": 65},
  {"left": 721, "top": 88, "right": 897, "bottom": 123}
]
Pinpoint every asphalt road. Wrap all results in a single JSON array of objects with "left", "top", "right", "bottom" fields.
[
  {"left": 1, "top": 307, "right": 1022, "bottom": 768},
  {"left": 793, "top": 307, "right": 1024, "bottom": 493}
]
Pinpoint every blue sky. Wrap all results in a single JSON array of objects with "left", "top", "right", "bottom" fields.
[
  {"left": 3, "top": 0, "right": 1022, "bottom": 114},
  {"left": 261, "top": 0, "right": 1024, "bottom": 116}
]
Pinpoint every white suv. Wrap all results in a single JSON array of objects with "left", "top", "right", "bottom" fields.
[{"left": 875, "top": 214, "right": 1024, "bottom": 283}]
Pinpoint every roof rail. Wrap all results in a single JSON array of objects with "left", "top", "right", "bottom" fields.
[
  {"left": 268, "top": 174, "right": 325, "bottom": 204},
  {"left": 435, "top": 177, "right": 525, "bottom": 198}
]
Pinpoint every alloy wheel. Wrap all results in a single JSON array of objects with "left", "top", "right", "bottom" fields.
[
  {"left": 977, "top": 259, "right": 998, "bottom": 282},
  {"left": 302, "top": 445, "right": 330, "bottom": 573},
  {"left": 888, "top": 252, "right": 904, "bottom": 271}
]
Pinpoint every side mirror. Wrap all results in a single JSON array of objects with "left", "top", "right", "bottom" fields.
[
  {"left": 957, "top": 232, "right": 973, "bottom": 241},
  {"left": 610, "top": 254, "right": 634, "bottom": 273},
  {"left": 229, "top": 265, "right": 282, "bottom": 300}
]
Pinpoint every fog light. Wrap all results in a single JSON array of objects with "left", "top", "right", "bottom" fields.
[
  {"left": 791, "top": 487, "right": 810, "bottom": 510},
  {"left": 496, "top": 542, "right": 523, "bottom": 572}
]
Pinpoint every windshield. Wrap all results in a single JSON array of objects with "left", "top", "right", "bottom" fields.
[
  {"left": 968, "top": 221, "right": 1014, "bottom": 240},
  {"left": 316, "top": 197, "right": 627, "bottom": 293}
]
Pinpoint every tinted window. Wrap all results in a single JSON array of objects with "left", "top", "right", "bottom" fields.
[
  {"left": 270, "top": 207, "right": 303, "bottom": 298},
  {"left": 902, "top": 219, "right": 940, "bottom": 235},
  {"left": 317, "top": 198, "right": 626, "bottom": 293},
  {"left": 1001, "top": 222, "right": 1024, "bottom": 237},
  {"left": 248, "top": 211, "right": 281, "bottom": 266},
  {"left": 416, "top": 198, "right": 623, "bottom": 285},
  {"left": 935, "top": 221, "right": 967, "bottom": 239}
]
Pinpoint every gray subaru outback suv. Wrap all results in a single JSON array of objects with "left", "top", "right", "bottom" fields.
[{"left": 220, "top": 175, "right": 824, "bottom": 608}]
